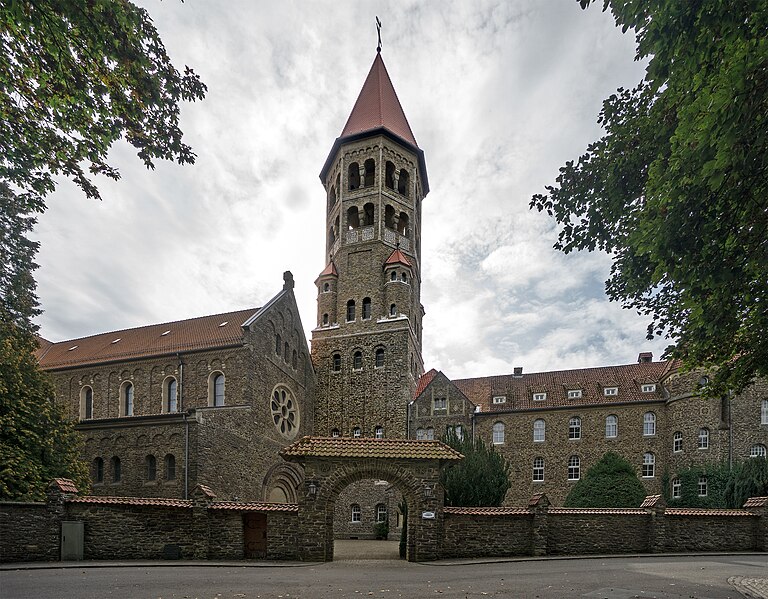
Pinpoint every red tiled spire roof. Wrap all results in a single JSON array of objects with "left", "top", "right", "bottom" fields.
[
  {"left": 384, "top": 248, "right": 411, "bottom": 267},
  {"left": 340, "top": 53, "right": 418, "bottom": 148},
  {"left": 317, "top": 261, "right": 338, "bottom": 277}
]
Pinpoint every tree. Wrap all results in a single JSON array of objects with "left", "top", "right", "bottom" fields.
[
  {"left": 440, "top": 429, "right": 511, "bottom": 507},
  {"left": 565, "top": 452, "right": 646, "bottom": 508},
  {"left": 530, "top": 1, "right": 768, "bottom": 396},
  {"left": 725, "top": 457, "right": 768, "bottom": 509}
]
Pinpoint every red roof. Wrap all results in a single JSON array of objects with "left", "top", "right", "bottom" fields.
[
  {"left": 67, "top": 496, "right": 192, "bottom": 509},
  {"left": 208, "top": 502, "right": 299, "bottom": 512},
  {"left": 340, "top": 52, "right": 417, "bottom": 148},
  {"left": 36, "top": 308, "right": 259, "bottom": 369},
  {"left": 665, "top": 508, "right": 755, "bottom": 517},
  {"left": 317, "top": 262, "right": 338, "bottom": 278},
  {"left": 280, "top": 436, "right": 463, "bottom": 461},
  {"left": 444, "top": 506, "right": 530, "bottom": 516},
  {"left": 414, "top": 369, "right": 438, "bottom": 399},
  {"left": 384, "top": 248, "right": 412, "bottom": 267},
  {"left": 51, "top": 478, "right": 79, "bottom": 494}
]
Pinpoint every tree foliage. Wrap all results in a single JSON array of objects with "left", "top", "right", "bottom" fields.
[
  {"left": 440, "top": 430, "right": 511, "bottom": 507},
  {"left": 664, "top": 462, "right": 732, "bottom": 509},
  {"left": 725, "top": 458, "right": 768, "bottom": 509},
  {"left": 531, "top": 1, "right": 768, "bottom": 395},
  {"left": 1, "top": 0, "right": 206, "bottom": 214},
  {"left": 564, "top": 451, "right": 647, "bottom": 508}
]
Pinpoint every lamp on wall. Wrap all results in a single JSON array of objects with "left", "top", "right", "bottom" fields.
[
  {"left": 307, "top": 481, "right": 318, "bottom": 497},
  {"left": 423, "top": 484, "right": 433, "bottom": 498}
]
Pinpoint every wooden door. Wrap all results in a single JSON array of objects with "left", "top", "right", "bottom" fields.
[{"left": 243, "top": 513, "right": 267, "bottom": 558}]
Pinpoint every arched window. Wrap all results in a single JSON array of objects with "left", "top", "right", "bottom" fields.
[
  {"left": 209, "top": 372, "right": 225, "bottom": 407},
  {"left": 642, "top": 452, "right": 655, "bottom": 478},
  {"left": 284, "top": 341, "right": 290, "bottom": 362},
  {"left": 146, "top": 455, "right": 157, "bottom": 481},
  {"left": 533, "top": 457, "right": 544, "bottom": 481},
  {"left": 389, "top": 303, "right": 397, "bottom": 317},
  {"left": 671, "top": 477, "right": 681, "bottom": 499},
  {"left": 643, "top": 412, "right": 656, "bottom": 436},
  {"left": 698, "top": 476, "right": 708, "bottom": 497},
  {"left": 402, "top": 272, "right": 408, "bottom": 283},
  {"left": 346, "top": 299, "right": 356, "bottom": 322},
  {"left": 323, "top": 282, "right": 330, "bottom": 293},
  {"left": 328, "top": 185, "right": 337, "bottom": 208},
  {"left": 364, "top": 158, "right": 375, "bottom": 187},
  {"left": 348, "top": 162, "right": 360, "bottom": 190},
  {"left": 385, "top": 161, "right": 395, "bottom": 189},
  {"left": 567, "top": 455, "right": 580, "bottom": 480},
  {"left": 568, "top": 416, "right": 581, "bottom": 440},
  {"left": 331, "top": 428, "right": 340, "bottom": 438},
  {"left": 111, "top": 456, "right": 121, "bottom": 483},
  {"left": 376, "top": 503, "right": 387, "bottom": 523},
  {"left": 397, "top": 212, "right": 409, "bottom": 236},
  {"left": 362, "top": 297, "right": 371, "bottom": 319},
  {"left": 352, "top": 427, "right": 361, "bottom": 438},
  {"left": 332, "top": 353, "right": 341, "bottom": 372},
  {"left": 363, "top": 202, "right": 375, "bottom": 226},
  {"left": 673, "top": 431, "right": 683, "bottom": 452},
  {"left": 292, "top": 349, "right": 298, "bottom": 370},
  {"left": 322, "top": 313, "right": 329, "bottom": 326},
  {"left": 425, "top": 427, "right": 434, "bottom": 440},
  {"left": 80, "top": 386, "right": 94, "bottom": 420},
  {"left": 751, "top": 444, "right": 767, "bottom": 458},
  {"left": 351, "top": 504, "right": 361, "bottom": 522},
  {"left": 605, "top": 415, "right": 617, "bottom": 438},
  {"left": 165, "top": 454, "right": 176, "bottom": 480},
  {"left": 698, "top": 427, "right": 709, "bottom": 449},
  {"left": 385, "top": 204, "right": 395, "bottom": 228},
  {"left": 416, "top": 428, "right": 425, "bottom": 440},
  {"left": 375, "top": 348, "right": 385, "bottom": 368},
  {"left": 93, "top": 457, "right": 104, "bottom": 483},
  {"left": 390, "top": 270, "right": 397, "bottom": 282},
  {"left": 762, "top": 399, "right": 768, "bottom": 425},
  {"left": 275, "top": 333, "right": 281, "bottom": 356},
  {"left": 493, "top": 422, "right": 505, "bottom": 444},
  {"left": 121, "top": 382, "right": 134, "bottom": 416},
  {"left": 397, "top": 169, "right": 409, "bottom": 196},
  {"left": 353, "top": 351, "right": 363, "bottom": 370},
  {"left": 533, "top": 419, "right": 545, "bottom": 442},
  {"left": 375, "top": 426, "right": 384, "bottom": 439},
  {"left": 165, "top": 378, "right": 178, "bottom": 413},
  {"left": 347, "top": 205, "right": 360, "bottom": 229}
]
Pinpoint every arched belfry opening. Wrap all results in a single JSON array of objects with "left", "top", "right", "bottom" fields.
[{"left": 280, "top": 436, "right": 461, "bottom": 562}]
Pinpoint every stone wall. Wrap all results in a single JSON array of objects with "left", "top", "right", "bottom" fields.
[
  {"left": 0, "top": 502, "right": 59, "bottom": 562},
  {"left": 333, "top": 479, "right": 402, "bottom": 540},
  {"left": 547, "top": 510, "right": 650, "bottom": 555},
  {"left": 441, "top": 511, "right": 533, "bottom": 558}
]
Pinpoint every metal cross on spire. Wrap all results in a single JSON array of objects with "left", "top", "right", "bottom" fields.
[{"left": 376, "top": 16, "right": 382, "bottom": 53}]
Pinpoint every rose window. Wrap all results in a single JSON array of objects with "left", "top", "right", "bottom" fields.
[{"left": 271, "top": 386, "right": 299, "bottom": 438}]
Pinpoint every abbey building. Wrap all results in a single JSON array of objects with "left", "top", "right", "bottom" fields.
[{"left": 36, "top": 50, "right": 767, "bottom": 524}]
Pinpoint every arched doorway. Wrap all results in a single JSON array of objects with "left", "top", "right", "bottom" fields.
[{"left": 280, "top": 436, "right": 462, "bottom": 562}]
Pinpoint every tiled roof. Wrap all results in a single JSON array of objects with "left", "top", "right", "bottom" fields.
[
  {"left": 67, "top": 496, "right": 192, "bottom": 509},
  {"left": 414, "top": 369, "right": 438, "bottom": 398},
  {"left": 452, "top": 361, "right": 669, "bottom": 412},
  {"left": 340, "top": 52, "right": 418, "bottom": 148},
  {"left": 209, "top": 502, "right": 299, "bottom": 512},
  {"left": 280, "top": 436, "right": 463, "bottom": 461},
  {"left": 666, "top": 508, "right": 755, "bottom": 517},
  {"left": 51, "top": 479, "right": 79, "bottom": 494},
  {"left": 384, "top": 248, "right": 412, "bottom": 267},
  {"left": 549, "top": 508, "right": 647, "bottom": 515},
  {"left": 743, "top": 496, "right": 768, "bottom": 508},
  {"left": 317, "top": 261, "right": 338, "bottom": 278},
  {"left": 196, "top": 484, "right": 216, "bottom": 499},
  {"left": 36, "top": 308, "right": 259, "bottom": 369},
  {"left": 640, "top": 494, "right": 664, "bottom": 508},
  {"left": 444, "top": 506, "right": 530, "bottom": 516}
]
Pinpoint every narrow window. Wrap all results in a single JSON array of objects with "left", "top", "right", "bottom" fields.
[
  {"left": 385, "top": 204, "right": 395, "bottom": 228},
  {"left": 376, "top": 503, "right": 387, "bottom": 523},
  {"left": 167, "top": 378, "right": 178, "bottom": 413},
  {"left": 425, "top": 427, "right": 434, "bottom": 440},
  {"left": 454, "top": 425, "right": 464, "bottom": 441},
  {"left": 111, "top": 457, "right": 121, "bottom": 483},
  {"left": 533, "top": 457, "right": 544, "bottom": 482},
  {"left": 362, "top": 297, "right": 371, "bottom": 319},
  {"left": 328, "top": 226, "right": 336, "bottom": 248},
  {"left": 390, "top": 271, "right": 397, "bottom": 282},
  {"left": 397, "top": 212, "right": 409, "bottom": 236},
  {"left": 347, "top": 205, "right": 360, "bottom": 229},
  {"left": 275, "top": 333, "right": 281, "bottom": 356},
  {"left": 492, "top": 422, "right": 505, "bottom": 444},
  {"left": 385, "top": 161, "right": 395, "bottom": 189},
  {"left": 673, "top": 431, "right": 683, "bottom": 452},
  {"left": 389, "top": 303, "right": 397, "bottom": 317},
  {"left": 762, "top": 399, "right": 768, "bottom": 425},
  {"left": 672, "top": 477, "right": 681, "bottom": 499},
  {"left": 331, "top": 428, "right": 340, "bottom": 438},
  {"left": 416, "top": 428, "right": 425, "bottom": 440},
  {"left": 363, "top": 202, "right": 375, "bottom": 226},
  {"left": 353, "top": 427, "right": 361, "bottom": 438},
  {"left": 642, "top": 452, "right": 655, "bottom": 478},
  {"left": 375, "top": 426, "right": 384, "bottom": 439},
  {"left": 353, "top": 351, "right": 363, "bottom": 370},
  {"left": 123, "top": 383, "right": 134, "bottom": 416},
  {"left": 375, "top": 348, "right": 385, "bottom": 368},
  {"left": 284, "top": 341, "right": 289, "bottom": 362},
  {"left": 348, "top": 162, "right": 360, "bottom": 190},
  {"left": 346, "top": 300, "right": 356, "bottom": 322},
  {"left": 568, "top": 417, "right": 581, "bottom": 440},
  {"left": 533, "top": 418, "right": 545, "bottom": 442},
  {"left": 397, "top": 169, "right": 409, "bottom": 196},
  {"left": 351, "top": 504, "right": 361, "bottom": 522},
  {"left": 93, "top": 457, "right": 104, "bottom": 483},
  {"left": 328, "top": 185, "right": 337, "bottom": 208},
  {"left": 146, "top": 455, "right": 157, "bottom": 481},
  {"left": 322, "top": 313, "right": 329, "bottom": 326},
  {"left": 433, "top": 397, "right": 447, "bottom": 412},
  {"left": 605, "top": 415, "right": 618, "bottom": 438},
  {"left": 698, "top": 427, "right": 709, "bottom": 449},
  {"left": 698, "top": 476, "right": 708, "bottom": 497},
  {"left": 332, "top": 353, "right": 341, "bottom": 372},
  {"left": 402, "top": 272, "right": 408, "bottom": 283},
  {"left": 364, "top": 159, "right": 375, "bottom": 187},
  {"left": 751, "top": 444, "right": 767, "bottom": 458},
  {"left": 82, "top": 387, "right": 94, "bottom": 420},
  {"left": 643, "top": 412, "right": 656, "bottom": 436},
  {"left": 165, "top": 454, "right": 176, "bottom": 480},
  {"left": 212, "top": 373, "right": 225, "bottom": 407},
  {"left": 323, "top": 282, "right": 330, "bottom": 292},
  {"left": 568, "top": 455, "right": 580, "bottom": 480}
]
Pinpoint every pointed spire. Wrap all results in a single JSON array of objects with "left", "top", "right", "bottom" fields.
[
  {"left": 339, "top": 53, "right": 418, "bottom": 148},
  {"left": 384, "top": 248, "right": 412, "bottom": 268}
]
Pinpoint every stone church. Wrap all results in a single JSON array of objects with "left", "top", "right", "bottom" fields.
[{"left": 36, "top": 50, "right": 768, "bottom": 535}]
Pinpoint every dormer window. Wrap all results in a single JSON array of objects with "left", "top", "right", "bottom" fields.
[
  {"left": 493, "top": 396, "right": 506, "bottom": 404},
  {"left": 533, "top": 392, "right": 547, "bottom": 401},
  {"left": 641, "top": 383, "right": 656, "bottom": 393},
  {"left": 567, "top": 389, "right": 582, "bottom": 399},
  {"left": 603, "top": 387, "right": 618, "bottom": 396}
]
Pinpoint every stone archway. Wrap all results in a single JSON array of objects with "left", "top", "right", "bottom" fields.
[{"left": 280, "top": 436, "right": 462, "bottom": 562}]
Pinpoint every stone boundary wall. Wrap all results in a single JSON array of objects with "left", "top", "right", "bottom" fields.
[{"left": 0, "top": 502, "right": 59, "bottom": 562}]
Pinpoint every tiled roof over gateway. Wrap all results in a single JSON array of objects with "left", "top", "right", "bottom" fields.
[
  {"left": 36, "top": 308, "right": 259, "bottom": 369},
  {"left": 439, "top": 360, "right": 669, "bottom": 412},
  {"left": 280, "top": 436, "right": 463, "bottom": 461}
]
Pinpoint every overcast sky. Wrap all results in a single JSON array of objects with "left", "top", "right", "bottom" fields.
[{"left": 32, "top": 0, "right": 670, "bottom": 379}]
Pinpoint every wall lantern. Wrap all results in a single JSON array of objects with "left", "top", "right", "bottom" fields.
[
  {"left": 307, "top": 481, "right": 318, "bottom": 496},
  {"left": 423, "top": 484, "right": 433, "bottom": 498}
]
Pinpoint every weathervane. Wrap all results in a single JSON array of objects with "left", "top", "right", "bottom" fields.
[{"left": 376, "top": 16, "right": 382, "bottom": 53}]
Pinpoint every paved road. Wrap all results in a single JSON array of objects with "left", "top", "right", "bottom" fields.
[{"left": 2, "top": 553, "right": 766, "bottom": 599}]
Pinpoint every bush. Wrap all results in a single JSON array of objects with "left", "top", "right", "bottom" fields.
[
  {"left": 564, "top": 452, "right": 646, "bottom": 508},
  {"left": 373, "top": 520, "right": 389, "bottom": 540},
  {"left": 440, "top": 430, "right": 510, "bottom": 507}
]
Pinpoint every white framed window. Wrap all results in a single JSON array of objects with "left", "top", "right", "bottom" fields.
[
  {"left": 492, "top": 422, "right": 505, "bottom": 444},
  {"left": 751, "top": 444, "right": 767, "bottom": 458},
  {"left": 762, "top": 399, "right": 768, "bottom": 425},
  {"left": 375, "top": 348, "right": 385, "bottom": 368},
  {"left": 697, "top": 427, "right": 709, "bottom": 450},
  {"left": 425, "top": 427, "right": 434, "bottom": 440},
  {"left": 567, "top": 389, "right": 582, "bottom": 399},
  {"left": 162, "top": 377, "right": 178, "bottom": 413},
  {"left": 331, "top": 429, "right": 340, "bottom": 438},
  {"left": 568, "top": 416, "right": 581, "bottom": 440},
  {"left": 671, "top": 477, "right": 681, "bottom": 499},
  {"left": 698, "top": 476, "right": 708, "bottom": 497},
  {"left": 533, "top": 418, "right": 545, "bottom": 442},
  {"left": 643, "top": 412, "right": 656, "bottom": 436},
  {"left": 351, "top": 504, "right": 361, "bottom": 522},
  {"left": 375, "top": 426, "right": 384, "bottom": 439},
  {"left": 641, "top": 383, "right": 657, "bottom": 393},
  {"left": 642, "top": 452, "right": 655, "bottom": 478},
  {"left": 605, "top": 415, "right": 618, "bottom": 438},
  {"left": 353, "top": 351, "right": 363, "bottom": 370},
  {"left": 376, "top": 504, "right": 387, "bottom": 523},
  {"left": 533, "top": 457, "right": 544, "bottom": 482},
  {"left": 433, "top": 397, "right": 447, "bottom": 412},
  {"left": 352, "top": 427, "right": 361, "bottom": 438},
  {"left": 416, "top": 428, "right": 425, "bottom": 440},
  {"left": 533, "top": 392, "right": 547, "bottom": 401},
  {"left": 568, "top": 455, "right": 580, "bottom": 481},
  {"left": 603, "top": 387, "right": 618, "bottom": 396},
  {"left": 493, "top": 396, "right": 506, "bottom": 404},
  {"left": 673, "top": 431, "right": 683, "bottom": 453},
  {"left": 450, "top": 425, "right": 463, "bottom": 441}
]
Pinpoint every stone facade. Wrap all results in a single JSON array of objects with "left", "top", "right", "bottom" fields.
[{"left": 333, "top": 479, "right": 402, "bottom": 540}]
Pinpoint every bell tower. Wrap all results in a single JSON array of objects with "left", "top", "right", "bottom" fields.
[{"left": 311, "top": 50, "right": 429, "bottom": 439}]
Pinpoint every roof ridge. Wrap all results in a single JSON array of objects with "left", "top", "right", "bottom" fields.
[{"left": 452, "top": 360, "right": 670, "bottom": 383}]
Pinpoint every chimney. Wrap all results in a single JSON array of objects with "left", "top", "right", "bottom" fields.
[
  {"left": 638, "top": 352, "right": 653, "bottom": 364},
  {"left": 513, "top": 366, "right": 523, "bottom": 378}
]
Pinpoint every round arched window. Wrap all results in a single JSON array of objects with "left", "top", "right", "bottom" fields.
[{"left": 271, "top": 386, "right": 300, "bottom": 439}]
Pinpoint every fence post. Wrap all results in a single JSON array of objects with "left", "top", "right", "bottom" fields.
[
  {"left": 743, "top": 496, "right": 767, "bottom": 551},
  {"left": 641, "top": 495, "right": 666, "bottom": 553},
  {"left": 529, "top": 493, "right": 550, "bottom": 556},
  {"left": 191, "top": 484, "right": 216, "bottom": 559}
]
